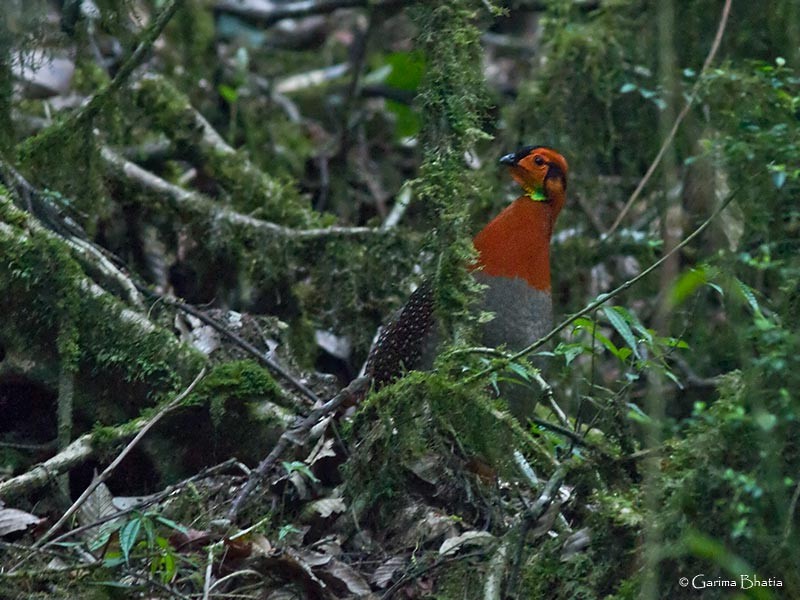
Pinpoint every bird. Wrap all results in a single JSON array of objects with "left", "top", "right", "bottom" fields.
[{"left": 364, "top": 145, "right": 568, "bottom": 419}]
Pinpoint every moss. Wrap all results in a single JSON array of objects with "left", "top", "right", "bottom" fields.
[
  {"left": 15, "top": 120, "right": 106, "bottom": 228},
  {"left": 345, "top": 369, "right": 543, "bottom": 522},
  {"left": 169, "top": 0, "right": 216, "bottom": 87},
  {"left": 189, "top": 359, "right": 282, "bottom": 425},
  {"left": 409, "top": 1, "right": 491, "bottom": 338},
  {"left": 0, "top": 195, "right": 205, "bottom": 429},
  {"left": 432, "top": 558, "right": 484, "bottom": 598},
  {"left": 131, "top": 75, "right": 315, "bottom": 226},
  {"left": 517, "top": 486, "right": 641, "bottom": 600},
  {"left": 0, "top": 57, "right": 12, "bottom": 152}
]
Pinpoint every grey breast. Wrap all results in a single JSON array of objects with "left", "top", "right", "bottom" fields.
[
  {"left": 474, "top": 272, "right": 553, "bottom": 352},
  {"left": 474, "top": 272, "right": 553, "bottom": 421}
]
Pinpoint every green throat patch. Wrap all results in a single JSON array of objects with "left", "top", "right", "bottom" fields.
[{"left": 528, "top": 188, "right": 547, "bottom": 202}]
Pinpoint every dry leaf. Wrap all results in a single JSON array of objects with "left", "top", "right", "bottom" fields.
[
  {"left": 438, "top": 530, "right": 495, "bottom": 556},
  {"left": 0, "top": 507, "right": 44, "bottom": 537},
  {"left": 371, "top": 556, "right": 406, "bottom": 588}
]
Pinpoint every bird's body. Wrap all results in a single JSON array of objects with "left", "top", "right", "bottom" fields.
[{"left": 365, "top": 146, "right": 568, "bottom": 418}]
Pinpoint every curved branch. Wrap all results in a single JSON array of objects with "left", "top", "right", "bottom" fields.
[{"left": 605, "top": 0, "right": 733, "bottom": 236}]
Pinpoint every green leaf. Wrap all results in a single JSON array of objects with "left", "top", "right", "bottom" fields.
[
  {"left": 278, "top": 524, "right": 300, "bottom": 540},
  {"left": 387, "top": 99, "right": 421, "bottom": 138},
  {"left": 617, "top": 306, "right": 653, "bottom": 345},
  {"left": 507, "top": 361, "right": 532, "bottom": 382},
  {"left": 101, "top": 554, "right": 125, "bottom": 569},
  {"left": 154, "top": 537, "right": 177, "bottom": 583},
  {"left": 604, "top": 306, "right": 641, "bottom": 359},
  {"left": 734, "top": 279, "right": 761, "bottom": 314},
  {"left": 593, "top": 330, "right": 622, "bottom": 358},
  {"left": 670, "top": 267, "right": 709, "bottom": 306},
  {"left": 554, "top": 342, "right": 584, "bottom": 366},
  {"left": 282, "top": 461, "right": 320, "bottom": 483},
  {"left": 142, "top": 515, "right": 156, "bottom": 547},
  {"left": 659, "top": 336, "right": 689, "bottom": 349},
  {"left": 120, "top": 518, "right": 142, "bottom": 563},
  {"left": 153, "top": 515, "right": 188, "bottom": 534},
  {"left": 620, "top": 82, "right": 637, "bottom": 93},
  {"left": 626, "top": 403, "right": 652, "bottom": 424},
  {"left": 218, "top": 83, "right": 238, "bottom": 104},
  {"left": 384, "top": 51, "right": 426, "bottom": 91}
]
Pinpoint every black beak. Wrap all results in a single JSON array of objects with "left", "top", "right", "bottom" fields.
[{"left": 499, "top": 153, "right": 517, "bottom": 166}]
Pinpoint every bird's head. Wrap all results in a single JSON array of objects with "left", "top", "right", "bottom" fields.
[{"left": 500, "top": 145, "right": 568, "bottom": 213}]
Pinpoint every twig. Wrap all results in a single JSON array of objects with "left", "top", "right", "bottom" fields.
[
  {"left": 227, "top": 376, "right": 369, "bottom": 521},
  {"left": 530, "top": 417, "right": 607, "bottom": 453},
  {"left": 605, "top": 0, "right": 732, "bottom": 236},
  {"left": 573, "top": 191, "right": 606, "bottom": 235},
  {"left": 40, "top": 459, "right": 244, "bottom": 549},
  {"left": 33, "top": 368, "right": 207, "bottom": 547},
  {"left": 202, "top": 544, "right": 214, "bottom": 600},
  {"left": 513, "top": 450, "right": 539, "bottom": 488},
  {"left": 382, "top": 185, "right": 413, "bottom": 230},
  {"left": 0, "top": 440, "right": 57, "bottom": 451},
  {"left": 72, "top": 0, "right": 181, "bottom": 128},
  {"left": 65, "top": 235, "right": 145, "bottom": 308},
  {"left": 274, "top": 63, "right": 350, "bottom": 94},
  {"left": 782, "top": 479, "right": 800, "bottom": 546},
  {"left": 464, "top": 187, "right": 740, "bottom": 386},
  {"left": 159, "top": 295, "right": 322, "bottom": 405},
  {"left": 121, "top": 567, "right": 193, "bottom": 600},
  {"left": 338, "top": 7, "right": 376, "bottom": 158},
  {"left": 483, "top": 538, "right": 510, "bottom": 600}
]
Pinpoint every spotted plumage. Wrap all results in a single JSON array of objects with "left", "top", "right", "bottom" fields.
[{"left": 364, "top": 279, "right": 436, "bottom": 387}]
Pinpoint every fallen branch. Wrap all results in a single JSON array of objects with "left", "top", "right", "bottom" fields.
[
  {"left": 227, "top": 376, "right": 370, "bottom": 521},
  {"left": 483, "top": 538, "right": 510, "bottom": 600},
  {"left": 0, "top": 216, "right": 188, "bottom": 345},
  {"left": 131, "top": 74, "right": 311, "bottom": 225},
  {"left": 0, "top": 371, "right": 204, "bottom": 502},
  {"left": 0, "top": 432, "right": 97, "bottom": 501},
  {"left": 159, "top": 295, "right": 322, "bottom": 404}
]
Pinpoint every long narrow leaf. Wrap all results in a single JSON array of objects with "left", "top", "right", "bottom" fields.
[{"left": 604, "top": 306, "right": 641, "bottom": 359}]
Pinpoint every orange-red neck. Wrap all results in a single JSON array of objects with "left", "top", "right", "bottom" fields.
[{"left": 471, "top": 196, "right": 560, "bottom": 292}]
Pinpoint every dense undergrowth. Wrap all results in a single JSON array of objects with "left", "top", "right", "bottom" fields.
[{"left": 0, "top": 0, "right": 798, "bottom": 598}]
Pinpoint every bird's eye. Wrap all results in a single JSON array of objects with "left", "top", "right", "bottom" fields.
[{"left": 533, "top": 155, "right": 545, "bottom": 166}]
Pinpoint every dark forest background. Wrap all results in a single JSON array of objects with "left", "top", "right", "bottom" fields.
[{"left": 0, "top": 0, "right": 798, "bottom": 598}]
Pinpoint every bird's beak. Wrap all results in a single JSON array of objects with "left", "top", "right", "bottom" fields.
[{"left": 499, "top": 153, "right": 517, "bottom": 166}]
